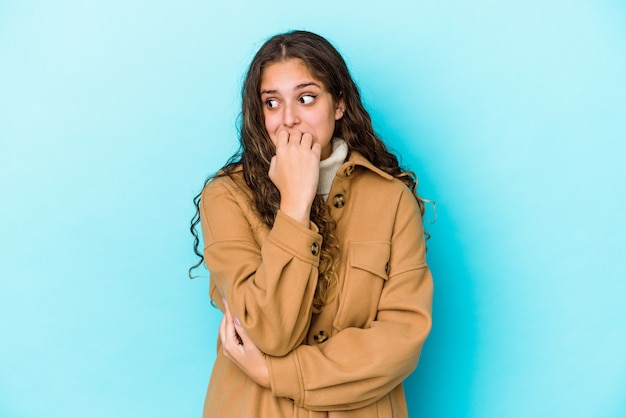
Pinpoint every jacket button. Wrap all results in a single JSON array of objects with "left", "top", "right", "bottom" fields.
[
  {"left": 332, "top": 194, "right": 345, "bottom": 208},
  {"left": 344, "top": 165, "right": 354, "bottom": 177},
  {"left": 385, "top": 262, "right": 389, "bottom": 273},
  {"left": 314, "top": 330, "right": 328, "bottom": 343},
  {"left": 311, "top": 242, "right": 320, "bottom": 256}
]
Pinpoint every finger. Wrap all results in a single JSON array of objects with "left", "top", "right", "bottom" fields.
[
  {"left": 219, "top": 316, "right": 228, "bottom": 353},
  {"left": 223, "top": 299, "right": 234, "bottom": 325},
  {"left": 300, "top": 132, "right": 313, "bottom": 149},
  {"left": 276, "top": 130, "right": 289, "bottom": 147},
  {"left": 222, "top": 301, "right": 241, "bottom": 347},
  {"left": 311, "top": 142, "right": 322, "bottom": 159},
  {"left": 288, "top": 130, "right": 303, "bottom": 145},
  {"left": 234, "top": 317, "right": 262, "bottom": 356},
  {"left": 233, "top": 316, "right": 249, "bottom": 344}
]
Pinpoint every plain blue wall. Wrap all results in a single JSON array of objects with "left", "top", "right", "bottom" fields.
[{"left": 1, "top": 1, "right": 625, "bottom": 417}]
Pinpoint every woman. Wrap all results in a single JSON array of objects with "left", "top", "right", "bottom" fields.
[{"left": 190, "top": 30, "right": 433, "bottom": 417}]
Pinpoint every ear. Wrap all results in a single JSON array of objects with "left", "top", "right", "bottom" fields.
[{"left": 335, "top": 98, "right": 346, "bottom": 121}]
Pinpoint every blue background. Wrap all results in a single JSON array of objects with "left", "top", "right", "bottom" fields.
[{"left": 1, "top": 1, "right": 625, "bottom": 417}]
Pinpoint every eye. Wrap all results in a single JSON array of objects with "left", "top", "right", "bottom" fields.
[
  {"left": 264, "top": 99, "right": 279, "bottom": 109},
  {"left": 299, "top": 94, "right": 316, "bottom": 105}
]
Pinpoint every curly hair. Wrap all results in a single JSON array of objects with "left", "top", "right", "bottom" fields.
[{"left": 190, "top": 30, "right": 428, "bottom": 313}]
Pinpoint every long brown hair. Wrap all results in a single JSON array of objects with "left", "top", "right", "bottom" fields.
[{"left": 190, "top": 30, "right": 428, "bottom": 312}]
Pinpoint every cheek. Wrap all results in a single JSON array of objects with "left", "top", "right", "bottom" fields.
[
  {"left": 263, "top": 111, "right": 279, "bottom": 135},
  {"left": 318, "top": 111, "right": 337, "bottom": 135},
  {"left": 265, "top": 115, "right": 277, "bottom": 146},
  {"left": 306, "top": 110, "right": 330, "bottom": 130}
]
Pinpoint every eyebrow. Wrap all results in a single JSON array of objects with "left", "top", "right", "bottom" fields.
[{"left": 260, "top": 82, "right": 321, "bottom": 95}]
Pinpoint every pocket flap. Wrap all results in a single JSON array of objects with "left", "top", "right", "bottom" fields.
[{"left": 349, "top": 241, "right": 390, "bottom": 279}]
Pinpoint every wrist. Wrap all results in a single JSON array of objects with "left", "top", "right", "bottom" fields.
[
  {"left": 258, "top": 358, "right": 271, "bottom": 389},
  {"left": 279, "top": 201, "right": 312, "bottom": 228}
]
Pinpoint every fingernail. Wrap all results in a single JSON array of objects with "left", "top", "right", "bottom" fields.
[{"left": 234, "top": 317, "right": 241, "bottom": 327}]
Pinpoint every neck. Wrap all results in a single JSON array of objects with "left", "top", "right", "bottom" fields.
[{"left": 317, "top": 138, "right": 348, "bottom": 201}]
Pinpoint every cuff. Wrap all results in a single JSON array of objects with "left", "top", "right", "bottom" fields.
[
  {"left": 268, "top": 210, "right": 322, "bottom": 265},
  {"left": 268, "top": 351, "right": 304, "bottom": 405}
]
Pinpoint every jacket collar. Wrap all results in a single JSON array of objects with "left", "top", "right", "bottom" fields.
[{"left": 342, "top": 150, "right": 393, "bottom": 180}]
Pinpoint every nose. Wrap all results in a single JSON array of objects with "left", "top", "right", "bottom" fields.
[{"left": 282, "top": 101, "right": 300, "bottom": 128}]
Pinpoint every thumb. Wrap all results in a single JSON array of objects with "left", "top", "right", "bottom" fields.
[
  {"left": 268, "top": 155, "right": 278, "bottom": 185},
  {"left": 269, "top": 155, "right": 277, "bottom": 173}
]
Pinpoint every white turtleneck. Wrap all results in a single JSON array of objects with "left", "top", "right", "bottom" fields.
[{"left": 317, "top": 138, "right": 348, "bottom": 202}]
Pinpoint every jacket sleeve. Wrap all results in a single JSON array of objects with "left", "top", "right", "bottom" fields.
[
  {"left": 266, "top": 186, "right": 433, "bottom": 410},
  {"left": 200, "top": 176, "right": 322, "bottom": 356}
]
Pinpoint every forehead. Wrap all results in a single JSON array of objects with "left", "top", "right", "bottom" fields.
[{"left": 260, "top": 58, "right": 322, "bottom": 90}]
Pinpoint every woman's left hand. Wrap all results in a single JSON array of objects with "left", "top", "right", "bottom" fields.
[{"left": 220, "top": 299, "right": 271, "bottom": 389}]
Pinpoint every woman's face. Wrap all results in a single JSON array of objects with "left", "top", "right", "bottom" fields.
[{"left": 260, "top": 59, "right": 345, "bottom": 160}]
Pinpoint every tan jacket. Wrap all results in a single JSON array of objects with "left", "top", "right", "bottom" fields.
[{"left": 200, "top": 151, "right": 433, "bottom": 417}]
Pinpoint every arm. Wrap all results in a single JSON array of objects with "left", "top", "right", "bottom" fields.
[
  {"left": 200, "top": 177, "right": 321, "bottom": 356},
  {"left": 202, "top": 131, "right": 322, "bottom": 356},
  {"left": 267, "top": 187, "right": 433, "bottom": 410}
]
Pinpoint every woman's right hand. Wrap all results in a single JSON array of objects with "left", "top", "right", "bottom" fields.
[{"left": 268, "top": 130, "right": 321, "bottom": 227}]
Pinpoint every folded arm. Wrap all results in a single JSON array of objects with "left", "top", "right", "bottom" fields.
[{"left": 201, "top": 177, "right": 322, "bottom": 356}]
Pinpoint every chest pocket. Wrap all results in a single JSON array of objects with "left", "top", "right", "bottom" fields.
[{"left": 333, "top": 241, "right": 390, "bottom": 331}]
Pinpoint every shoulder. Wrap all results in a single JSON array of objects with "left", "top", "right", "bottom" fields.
[
  {"left": 202, "top": 166, "right": 249, "bottom": 200},
  {"left": 346, "top": 152, "right": 413, "bottom": 196},
  {"left": 199, "top": 167, "right": 265, "bottom": 233},
  {"left": 345, "top": 152, "right": 423, "bottom": 217},
  {"left": 200, "top": 168, "right": 259, "bottom": 222}
]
